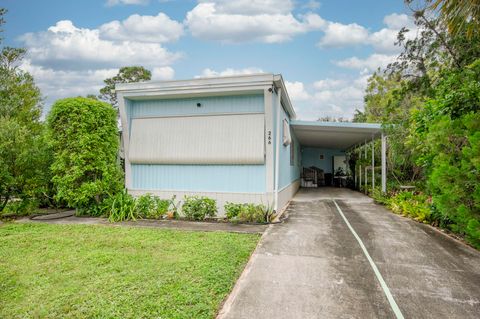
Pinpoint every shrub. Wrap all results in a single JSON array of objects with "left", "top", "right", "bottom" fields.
[
  {"left": 107, "top": 191, "right": 138, "bottom": 222},
  {"left": 136, "top": 194, "right": 174, "bottom": 219},
  {"left": 224, "top": 202, "right": 243, "bottom": 220},
  {"left": 182, "top": 196, "right": 217, "bottom": 221},
  {"left": 224, "top": 202, "right": 275, "bottom": 223},
  {"left": 46, "top": 97, "right": 123, "bottom": 213},
  {"left": 238, "top": 204, "right": 266, "bottom": 223},
  {"left": 136, "top": 194, "right": 157, "bottom": 218},
  {"left": 388, "top": 191, "right": 432, "bottom": 223}
]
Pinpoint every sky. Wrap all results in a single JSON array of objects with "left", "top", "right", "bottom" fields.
[{"left": 2, "top": 0, "right": 416, "bottom": 120}]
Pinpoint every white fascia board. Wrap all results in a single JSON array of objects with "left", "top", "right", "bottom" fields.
[
  {"left": 115, "top": 73, "right": 275, "bottom": 94},
  {"left": 273, "top": 74, "right": 296, "bottom": 120}
]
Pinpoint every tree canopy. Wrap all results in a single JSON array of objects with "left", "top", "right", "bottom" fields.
[{"left": 99, "top": 66, "right": 151, "bottom": 107}]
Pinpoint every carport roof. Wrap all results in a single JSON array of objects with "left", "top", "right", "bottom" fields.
[{"left": 290, "top": 120, "right": 383, "bottom": 150}]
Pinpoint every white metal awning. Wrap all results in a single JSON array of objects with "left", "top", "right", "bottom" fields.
[{"left": 290, "top": 120, "right": 383, "bottom": 150}]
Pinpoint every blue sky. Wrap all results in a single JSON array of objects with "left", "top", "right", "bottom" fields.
[{"left": 3, "top": 0, "right": 415, "bottom": 119}]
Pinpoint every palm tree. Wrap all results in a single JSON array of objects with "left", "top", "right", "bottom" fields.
[{"left": 429, "top": 0, "right": 480, "bottom": 38}]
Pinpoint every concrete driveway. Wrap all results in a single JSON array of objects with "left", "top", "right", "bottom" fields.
[{"left": 218, "top": 188, "right": 480, "bottom": 319}]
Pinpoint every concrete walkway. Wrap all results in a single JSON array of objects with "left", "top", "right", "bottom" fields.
[
  {"left": 218, "top": 187, "right": 480, "bottom": 319},
  {"left": 19, "top": 214, "right": 267, "bottom": 234}
]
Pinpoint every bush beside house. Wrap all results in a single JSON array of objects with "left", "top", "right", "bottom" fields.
[{"left": 46, "top": 97, "right": 123, "bottom": 214}]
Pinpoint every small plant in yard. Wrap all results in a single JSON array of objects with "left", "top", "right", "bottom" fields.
[
  {"left": 224, "top": 202, "right": 244, "bottom": 220},
  {"left": 182, "top": 196, "right": 217, "bottom": 220},
  {"left": 224, "top": 202, "right": 276, "bottom": 223},
  {"left": 136, "top": 194, "right": 177, "bottom": 219},
  {"left": 107, "top": 190, "right": 138, "bottom": 222}
]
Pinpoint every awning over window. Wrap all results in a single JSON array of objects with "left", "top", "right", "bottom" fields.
[{"left": 128, "top": 114, "right": 265, "bottom": 165}]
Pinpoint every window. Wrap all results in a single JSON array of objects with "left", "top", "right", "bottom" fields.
[
  {"left": 319, "top": 154, "right": 324, "bottom": 160},
  {"left": 290, "top": 139, "right": 295, "bottom": 166}
]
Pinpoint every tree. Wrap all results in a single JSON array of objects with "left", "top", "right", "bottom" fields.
[
  {"left": 0, "top": 9, "right": 46, "bottom": 213},
  {"left": 99, "top": 66, "right": 151, "bottom": 107},
  {"left": 47, "top": 97, "right": 123, "bottom": 213},
  {"left": 430, "top": 0, "right": 480, "bottom": 39}
]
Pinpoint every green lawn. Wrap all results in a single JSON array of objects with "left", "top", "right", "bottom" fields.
[{"left": 0, "top": 223, "right": 260, "bottom": 318}]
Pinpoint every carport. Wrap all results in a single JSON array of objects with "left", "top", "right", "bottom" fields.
[{"left": 290, "top": 120, "right": 387, "bottom": 193}]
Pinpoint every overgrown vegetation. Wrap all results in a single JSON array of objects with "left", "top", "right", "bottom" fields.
[
  {"left": 182, "top": 196, "right": 217, "bottom": 221},
  {"left": 224, "top": 202, "right": 275, "bottom": 223},
  {"left": 353, "top": 0, "right": 480, "bottom": 248},
  {"left": 0, "top": 223, "right": 260, "bottom": 318},
  {"left": 103, "top": 192, "right": 178, "bottom": 222}
]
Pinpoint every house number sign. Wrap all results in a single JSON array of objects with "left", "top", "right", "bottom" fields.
[{"left": 267, "top": 130, "right": 272, "bottom": 145}]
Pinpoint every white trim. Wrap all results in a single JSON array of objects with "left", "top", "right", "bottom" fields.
[
  {"left": 116, "top": 73, "right": 275, "bottom": 91},
  {"left": 274, "top": 88, "right": 282, "bottom": 211},
  {"left": 117, "top": 93, "right": 132, "bottom": 189},
  {"left": 381, "top": 133, "right": 387, "bottom": 193},
  {"left": 264, "top": 88, "right": 275, "bottom": 197},
  {"left": 276, "top": 179, "right": 300, "bottom": 214}
]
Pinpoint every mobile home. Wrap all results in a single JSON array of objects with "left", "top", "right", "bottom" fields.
[{"left": 116, "top": 74, "right": 385, "bottom": 214}]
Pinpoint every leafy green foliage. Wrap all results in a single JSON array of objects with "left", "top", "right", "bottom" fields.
[
  {"left": 47, "top": 97, "right": 123, "bottom": 212},
  {"left": 388, "top": 191, "right": 432, "bottom": 223},
  {"left": 355, "top": 3, "right": 480, "bottom": 248},
  {"left": 0, "top": 24, "right": 46, "bottom": 213},
  {"left": 224, "top": 202, "right": 275, "bottom": 223},
  {"left": 181, "top": 196, "right": 217, "bottom": 221},
  {"left": 99, "top": 66, "right": 151, "bottom": 107},
  {"left": 136, "top": 193, "right": 176, "bottom": 219},
  {"left": 106, "top": 190, "right": 138, "bottom": 222}
]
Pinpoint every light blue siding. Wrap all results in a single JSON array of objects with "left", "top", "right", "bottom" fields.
[
  {"left": 278, "top": 106, "right": 301, "bottom": 189},
  {"left": 301, "top": 147, "right": 345, "bottom": 174},
  {"left": 128, "top": 94, "right": 264, "bottom": 119},
  {"left": 126, "top": 93, "right": 267, "bottom": 193},
  {"left": 132, "top": 164, "right": 266, "bottom": 193}
]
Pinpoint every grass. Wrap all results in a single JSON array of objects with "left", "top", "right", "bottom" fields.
[{"left": 0, "top": 223, "right": 260, "bottom": 319}]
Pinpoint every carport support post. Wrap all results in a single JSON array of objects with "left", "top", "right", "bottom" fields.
[
  {"left": 364, "top": 139, "right": 367, "bottom": 193},
  {"left": 371, "top": 136, "right": 375, "bottom": 193},
  {"left": 381, "top": 132, "right": 387, "bottom": 193}
]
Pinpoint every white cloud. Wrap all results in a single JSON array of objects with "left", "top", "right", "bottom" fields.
[
  {"left": 185, "top": 2, "right": 324, "bottom": 43},
  {"left": 18, "top": 16, "right": 183, "bottom": 112},
  {"left": 313, "top": 78, "right": 346, "bottom": 90},
  {"left": 151, "top": 66, "right": 175, "bottom": 80},
  {"left": 383, "top": 13, "right": 415, "bottom": 30},
  {"left": 285, "top": 81, "right": 310, "bottom": 101},
  {"left": 196, "top": 67, "right": 264, "bottom": 78},
  {"left": 20, "top": 59, "right": 117, "bottom": 111},
  {"left": 317, "top": 13, "right": 416, "bottom": 52},
  {"left": 334, "top": 53, "right": 397, "bottom": 72},
  {"left": 318, "top": 22, "right": 369, "bottom": 47},
  {"left": 198, "top": 0, "right": 294, "bottom": 15},
  {"left": 106, "top": 0, "right": 148, "bottom": 6},
  {"left": 20, "top": 20, "right": 181, "bottom": 70},
  {"left": 99, "top": 13, "right": 184, "bottom": 43},
  {"left": 284, "top": 75, "right": 371, "bottom": 120}
]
